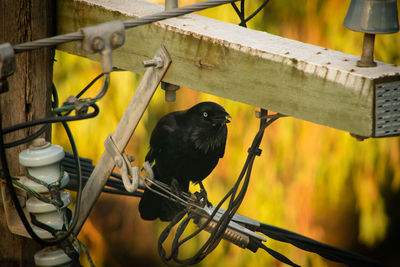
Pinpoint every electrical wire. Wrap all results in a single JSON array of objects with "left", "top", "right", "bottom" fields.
[
  {"left": 244, "top": 0, "right": 270, "bottom": 23},
  {"left": 260, "top": 243, "right": 300, "bottom": 267},
  {"left": 3, "top": 123, "right": 50, "bottom": 148},
  {"left": 2, "top": 104, "right": 99, "bottom": 135},
  {"left": 12, "top": 0, "right": 240, "bottom": 53},
  {"left": 256, "top": 223, "right": 387, "bottom": 267}
]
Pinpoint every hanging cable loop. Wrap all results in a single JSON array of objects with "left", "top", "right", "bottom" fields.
[{"left": 155, "top": 109, "right": 282, "bottom": 266}]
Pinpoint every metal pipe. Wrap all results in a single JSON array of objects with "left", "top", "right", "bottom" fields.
[{"left": 357, "top": 33, "right": 377, "bottom": 67}]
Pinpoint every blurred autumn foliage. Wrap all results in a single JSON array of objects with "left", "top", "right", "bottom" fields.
[{"left": 53, "top": 0, "right": 400, "bottom": 266}]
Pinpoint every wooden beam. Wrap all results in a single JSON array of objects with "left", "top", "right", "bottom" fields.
[{"left": 56, "top": 0, "right": 400, "bottom": 137}]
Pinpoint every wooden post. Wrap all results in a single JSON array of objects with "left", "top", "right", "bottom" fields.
[{"left": 0, "top": 0, "right": 55, "bottom": 265}]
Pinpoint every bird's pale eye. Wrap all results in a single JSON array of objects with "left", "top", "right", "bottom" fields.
[{"left": 202, "top": 112, "right": 208, "bottom": 118}]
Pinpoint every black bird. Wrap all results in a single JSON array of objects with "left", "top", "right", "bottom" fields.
[{"left": 138, "top": 102, "right": 230, "bottom": 221}]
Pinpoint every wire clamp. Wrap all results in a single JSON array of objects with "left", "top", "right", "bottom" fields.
[
  {"left": 248, "top": 147, "right": 262, "bottom": 156},
  {"left": 0, "top": 43, "right": 16, "bottom": 94},
  {"left": 104, "top": 135, "right": 141, "bottom": 192},
  {"left": 80, "top": 20, "right": 125, "bottom": 73}
]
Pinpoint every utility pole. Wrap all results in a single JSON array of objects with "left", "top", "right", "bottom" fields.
[{"left": 0, "top": 0, "right": 55, "bottom": 265}]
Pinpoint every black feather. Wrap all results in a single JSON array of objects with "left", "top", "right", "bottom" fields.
[{"left": 139, "top": 102, "right": 229, "bottom": 221}]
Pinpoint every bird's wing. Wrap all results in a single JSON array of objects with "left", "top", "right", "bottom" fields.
[
  {"left": 145, "top": 111, "right": 185, "bottom": 163},
  {"left": 217, "top": 126, "right": 228, "bottom": 158}
]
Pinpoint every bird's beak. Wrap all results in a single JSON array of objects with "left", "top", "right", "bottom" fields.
[{"left": 212, "top": 112, "right": 231, "bottom": 125}]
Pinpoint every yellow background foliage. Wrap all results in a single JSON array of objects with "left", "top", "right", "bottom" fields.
[{"left": 53, "top": 0, "right": 400, "bottom": 266}]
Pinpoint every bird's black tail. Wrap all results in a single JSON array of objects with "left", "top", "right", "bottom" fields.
[{"left": 138, "top": 166, "right": 186, "bottom": 221}]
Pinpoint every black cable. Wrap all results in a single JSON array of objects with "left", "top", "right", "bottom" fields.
[
  {"left": 260, "top": 243, "right": 300, "bottom": 267},
  {"left": 76, "top": 73, "right": 104, "bottom": 99},
  {"left": 256, "top": 223, "right": 387, "bottom": 267},
  {"left": 231, "top": 0, "right": 271, "bottom": 27},
  {"left": 60, "top": 151, "right": 146, "bottom": 197},
  {"left": 3, "top": 82, "right": 60, "bottom": 148},
  {"left": 3, "top": 123, "right": 50, "bottom": 148},
  {"left": 59, "top": 117, "right": 83, "bottom": 239},
  {"left": 2, "top": 103, "right": 99, "bottom": 135},
  {"left": 240, "top": 0, "right": 247, "bottom": 27},
  {"left": 244, "top": 0, "right": 270, "bottom": 23},
  {"left": 231, "top": 2, "right": 247, "bottom": 27},
  {"left": 102, "top": 188, "right": 143, "bottom": 197}
]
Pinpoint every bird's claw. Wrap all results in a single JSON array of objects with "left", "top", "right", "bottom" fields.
[{"left": 193, "top": 189, "right": 212, "bottom": 208}]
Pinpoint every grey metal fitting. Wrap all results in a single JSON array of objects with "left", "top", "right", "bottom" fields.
[
  {"left": 142, "top": 56, "right": 164, "bottom": 68},
  {"left": 80, "top": 20, "right": 125, "bottom": 73},
  {"left": 0, "top": 43, "right": 16, "bottom": 93}
]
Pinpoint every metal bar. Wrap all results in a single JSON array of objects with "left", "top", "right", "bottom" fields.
[
  {"left": 357, "top": 33, "right": 376, "bottom": 67},
  {"left": 72, "top": 45, "right": 172, "bottom": 235}
]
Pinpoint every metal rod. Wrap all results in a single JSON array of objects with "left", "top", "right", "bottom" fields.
[
  {"left": 357, "top": 33, "right": 377, "bottom": 67},
  {"left": 161, "top": 0, "right": 180, "bottom": 102}
]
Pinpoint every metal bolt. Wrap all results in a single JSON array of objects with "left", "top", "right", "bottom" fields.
[
  {"left": 357, "top": 33, "right": 377, "bottom": 67},
  {"left": 161, "top": 82, "right": 179, "bottom": 102},
  {"left": 126, "top": 155, "right": 135, "bottom": 162},
  {"left": 142, "top": 56, "right": 164, "bottom": 68},
  {"left": 91, "top": 37, "right": 105, "bottom": 52},
  {"left": 30, "top": 138, "right": 50, "bottom": 150},
  {"left": 111, "top": 32, "right": 125, "bottom": 48}
]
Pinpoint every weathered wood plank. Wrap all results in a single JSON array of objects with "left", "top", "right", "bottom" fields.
[{"left": 56, "top": 0, "right": 400, "bottom": 137}]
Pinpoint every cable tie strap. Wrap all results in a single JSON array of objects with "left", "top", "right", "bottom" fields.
[{"left": 248, "top": 147, "right": 262, "bottom": 156}]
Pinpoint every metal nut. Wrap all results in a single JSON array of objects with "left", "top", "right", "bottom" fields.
[
  {"left": 111, "top": 32, "right": 125, "bottom": 48},
  {"left": 91, "top": 37, "right": 105, "bottom": 52}
]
